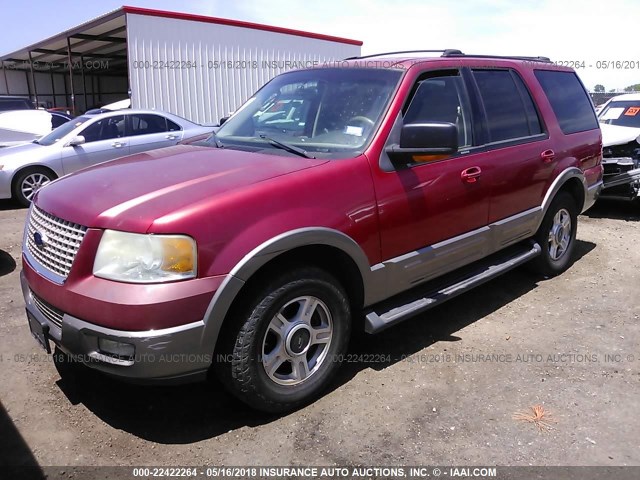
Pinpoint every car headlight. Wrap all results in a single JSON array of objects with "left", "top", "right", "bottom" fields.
[{"left": 93, "top": 230, "right": 197, "bottom": 283}]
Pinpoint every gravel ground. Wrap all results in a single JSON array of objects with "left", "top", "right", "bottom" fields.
[{"left": 0, "top": 198, "right": 638, "bottom": 478}]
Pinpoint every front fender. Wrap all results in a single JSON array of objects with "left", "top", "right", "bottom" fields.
[{"left": 198, "top": 227, "right": 374, "bottom": 354}]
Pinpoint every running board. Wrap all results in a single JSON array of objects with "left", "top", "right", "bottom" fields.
[{"left": 364, "top": 242, "right": 542, "bottom": 333}]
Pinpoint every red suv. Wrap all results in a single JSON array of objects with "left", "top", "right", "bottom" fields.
[{"left": 21, "top": 51, "right": 603, "bottom": 412}]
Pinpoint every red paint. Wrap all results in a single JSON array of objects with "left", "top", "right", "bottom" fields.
[
  {"left": 26, "top": 55, "right": 603, "bottom": 334},
  {"left": 122, "top": 6, "right": 363, "bottom": 46}
]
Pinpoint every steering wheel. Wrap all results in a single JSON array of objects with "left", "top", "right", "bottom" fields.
[{"left": 347, "top": 116, "right": 375, "bottom": 127}]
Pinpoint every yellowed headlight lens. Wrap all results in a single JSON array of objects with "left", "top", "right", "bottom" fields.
[{"left": 161, "top": 237, "right": 195, "bottom": 273}]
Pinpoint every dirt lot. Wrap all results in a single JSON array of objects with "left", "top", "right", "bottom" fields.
[{"left": 0, "top": 198, "right": 639, "bottom": 477}]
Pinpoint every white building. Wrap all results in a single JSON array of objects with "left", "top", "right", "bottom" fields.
[{"left": 0, "top": 6, "right": 362, "bottom": 124}]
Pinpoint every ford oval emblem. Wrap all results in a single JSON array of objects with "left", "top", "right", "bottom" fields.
[{"left": 33, "top": 231, "right": 48, "bottom": 249}]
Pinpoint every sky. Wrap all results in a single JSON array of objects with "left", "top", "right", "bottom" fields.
[{"left": 1, "top": 0, "right": 639, "bottom": 91}]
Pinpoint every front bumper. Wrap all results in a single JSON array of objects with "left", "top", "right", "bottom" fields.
[
  {"left": 0, "top": 169, "right": 12, "bottom": 199},
  {"left": 21, "top": 270, "right": 215, "bottom": 383}
]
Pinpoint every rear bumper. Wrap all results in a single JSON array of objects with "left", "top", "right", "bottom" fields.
[{"left": 21, "top": 270, "right": 214, "bottom": 383}]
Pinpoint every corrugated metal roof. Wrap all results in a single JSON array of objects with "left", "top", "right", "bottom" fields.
[{"left": 0, "top": 5, "right": 362, "bottom": 66}]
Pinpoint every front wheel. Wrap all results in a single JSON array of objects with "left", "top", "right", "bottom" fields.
[
  {"left": 13, "top": 168, "right": 56, "bottom": 207},
  {"left": 215, "top": 267, "right": 351, "bottom": 413},
  {"left": 530, "top": 191, "right": 578, "bottom": 277}
]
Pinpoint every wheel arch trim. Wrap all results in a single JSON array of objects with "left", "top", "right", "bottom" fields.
[
  {"left": 199, "top": 227, "right": 372, "bottom": 352},
  {"left": 537, "top": 167, "right": 587, "bottom": 230}
]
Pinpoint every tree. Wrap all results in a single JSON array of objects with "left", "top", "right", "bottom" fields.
[
  {"left": 594, "top": 84, "right": 605, "bottom": 92},
  {"left": 624, "top": 84, "right": 640, "bottom": 92}
]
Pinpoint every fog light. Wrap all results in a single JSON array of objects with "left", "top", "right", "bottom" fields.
[{"left": 98, "top": 338, "right": 135, "bottom": 359}]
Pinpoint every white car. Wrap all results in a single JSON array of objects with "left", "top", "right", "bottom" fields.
[
  {"left": 0, "top": 109, "right": 72, "bottom": 147},
  {"left": 598, "top": 93, "right": 640, "bottom": 202},
  {"left": 0, "top": 109, "right": 213, "bottom": 205}
]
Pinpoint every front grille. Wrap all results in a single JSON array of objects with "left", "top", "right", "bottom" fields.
[
  {"left": 26, "top": 205, "right": 87, "bottom": 279},
  {"left": 31, "top": 291, "right": 64, "bottom": 328}
]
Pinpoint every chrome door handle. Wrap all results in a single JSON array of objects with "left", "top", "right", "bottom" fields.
[
  {"left": 112, "top": 141, "right": 126, "bottom": 148},
  {"left": 541, "top": 149, "right": 555, "bottom": 163},
  {"left": 461, "top": 166, "right": 482, "bottom": 183},
  {"left": 166, "top": 134, "right": 178, "bottom": 140}
]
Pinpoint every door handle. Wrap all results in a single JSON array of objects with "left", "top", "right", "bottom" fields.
[
  {"left": 541, "top": 149, "right": 555, "bottom": 163},
  {"left": 461, "top": 166, "right": 482, "bottom": 183},
  {"left": 166, "top": 134, "right": 178, "bottom": 140},
  {"left": 111, "top": 141, "right": 126, "bottom": 148}
]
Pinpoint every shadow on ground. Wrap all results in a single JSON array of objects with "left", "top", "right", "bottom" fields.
[
  {"left": 53, "top": 240, "right": 596, "bottom": 444},
  {"left": 0, "top": 401, "right": 45, "bottom": 479},
  {"left": 0, "top": 250, "right": 17, "bottom": 277},
  {"left": 0, "top": 199, "right": 23, "bottom": 211},
  {"left": 584, "top": 198, "right": 640, "bottom": 221}
]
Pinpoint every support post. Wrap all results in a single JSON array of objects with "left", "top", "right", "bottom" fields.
[
  {"left": 66, "top": 37, "right": 76, "bottom": 115},
  {"left": 28, "top": 51, "right": 39, "bottom": 107}
]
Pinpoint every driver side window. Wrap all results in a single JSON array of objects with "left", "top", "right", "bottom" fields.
[
  {"left": 404, "top": 72, "right": 473, "bottom": 149},
  {"left": 80, "top": 115, "right": 125, "bottom": 144}
]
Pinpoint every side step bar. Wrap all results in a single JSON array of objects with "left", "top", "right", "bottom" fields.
[{"left": 364, "top": 242, "right": 542, "bottom": 333}]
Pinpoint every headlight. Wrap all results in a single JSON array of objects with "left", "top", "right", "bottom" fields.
[{"left": 93, "top": 230, "right": 197, "bottom": 283}]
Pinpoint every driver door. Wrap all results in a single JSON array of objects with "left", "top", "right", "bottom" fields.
[
  {"left": 374, "top": 70, "right": 492, "bottom": 284},
  {"left": 61, "top": 115, "right": 128, "bottom": 175}
]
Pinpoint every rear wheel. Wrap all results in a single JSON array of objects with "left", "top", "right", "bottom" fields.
[
  {"left": 215, "top": 267, "right": 351, "bottom": 413},
  {"left": 531, "top": 192, "right": 578, "bottom": 276},
  {"left": 13, "top": 168, "right": 56, "bottom": 207}
]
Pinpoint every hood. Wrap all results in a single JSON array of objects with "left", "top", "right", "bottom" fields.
[
  {"left": 35, "top": 145, "right": 327, "bottom": 231},
  {"left": 600, "top": 123, "right": 640, "bottom": 147},
  {"left": 0, "top": 141, "right": 46, "bottom": 158}
]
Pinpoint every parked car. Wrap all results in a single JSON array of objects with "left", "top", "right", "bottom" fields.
[
  {"left": 0, "top": 109, "right": 213, "bottom": 205},
  {"left": 0, "top": 95, "right": 35, "bottom": 112},
  {"left": 597, "top": 93, "right": 640, "bottom": 202},
  {"left": 85, "top": 98, "right": 131, "bottom": 115},
  {"left": 21, "top": 52, "right": 603, "bottom": 412},
  {"left": 0, "top": 110, "right": 73, "bottom": 148}
]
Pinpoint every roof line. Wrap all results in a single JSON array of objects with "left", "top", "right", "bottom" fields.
[
  {"left": 122, "top": 6, "right": 363, "bottom": 46},
  {"left": 0, "top": 8, "right": 125, "bottom": 61}
]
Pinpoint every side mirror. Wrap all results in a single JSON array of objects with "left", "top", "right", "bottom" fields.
[
  {"left": 218, "top": 117, "right": 229, "bottom": 126},
  {"left": 66, "top": 135, "right": 85, "bottom": 147},
  {"left": 386, "top": 122, "right": 458, "bottom": 163}
]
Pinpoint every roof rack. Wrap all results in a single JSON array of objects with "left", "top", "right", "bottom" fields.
[
  {"left": 442, "top": 52, "right": 552, "bottom": 63},
  {"left": 344, "top": 49, "right": 463, "bottom": 60},
  {"left": 344, "top": 50, "right": 552, "bottom": 63}
]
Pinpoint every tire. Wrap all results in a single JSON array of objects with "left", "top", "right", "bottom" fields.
[
  {"left": 12, "top": 167, "right": 56, "bottom": 207},
  {"left": 215, "top": 267, "right": 351, "bottom": 413},
  {"left": 530, "top": 191, "right": 578, "bottom": 277}
]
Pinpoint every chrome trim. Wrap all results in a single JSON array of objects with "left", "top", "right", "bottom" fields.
[
  {"left": 31, "top": 290, "right": 63, "bottom": 329},
  {"left": 25, "top": 205, "right": 87, "bottom": 280}
]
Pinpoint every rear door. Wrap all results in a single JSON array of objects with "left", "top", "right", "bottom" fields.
[
  {"left": 127, "top": 113, "right": 184, "bottom": 155},
  {"left": 60, "top": 115, "right": 128, "bottom": 174},
  {"left": 468, "top": 68, "right": 552, "bottom": 227}
]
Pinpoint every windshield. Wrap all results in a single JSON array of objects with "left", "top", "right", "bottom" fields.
[
  {"left": 599, "top": 100, "right": 640, "bottom": 128},
  {"left": 212, "top": 68, "right": 403, "bottom": 157},
  {"left": 37, "top": 116, "right": 91, "bottom": 146}
]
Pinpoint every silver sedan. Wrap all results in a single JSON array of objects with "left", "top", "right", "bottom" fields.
[{"left": 0, "top": 109, "right": 213, "bottom": 205}]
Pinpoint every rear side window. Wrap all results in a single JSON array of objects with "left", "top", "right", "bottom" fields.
[
  {"left": 472, "top": 69, "right": 542, "bottom": 143},
  {"left": 534, "top": 70, "right": 598, "bottom": 134},
  {"left": 128, "top": 114, "right": 168, "bottom": 136}
]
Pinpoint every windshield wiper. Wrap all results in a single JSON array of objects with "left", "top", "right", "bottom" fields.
[{"left": 259, "top": 134, "right": 315, "bottom": 159}]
